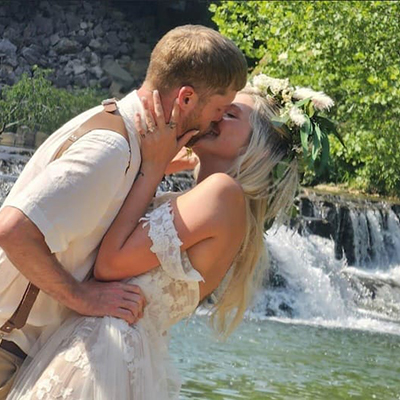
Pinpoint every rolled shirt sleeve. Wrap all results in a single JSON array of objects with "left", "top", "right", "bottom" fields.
[{"left": 6, "top": 130, "right": 130, "bottom": 253}]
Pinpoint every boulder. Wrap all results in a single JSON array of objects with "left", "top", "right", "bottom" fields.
[
  {"left": 50, "top": 33, "right": 60, "bottom": 46},
  {"left": 90, "top": 65, "right": 103, "bottom": 79},
  {"left": 54, "top": 38, "right": 81, "bottom": 55},
  {"left": 65, "top": 12, "right": 80, "bottom": 32},
  {"left": 34, "top": 15, "right": 53, "bottom": 35},
  {"left": 89, "top": 38, "right": 101, "bottom": 50},
  {"left": 0, "top": 39, "right": 17, "bottom": 57},
  {"left": 21, "top": 46, "right": 42, "bottom": 64},
  {"left": 102, "top": 59, "right": 134, "bottom": 91}
]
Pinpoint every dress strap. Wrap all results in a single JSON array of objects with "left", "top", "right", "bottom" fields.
[{"left": 140, "top": 201, "right": 204, "bottom": 282}]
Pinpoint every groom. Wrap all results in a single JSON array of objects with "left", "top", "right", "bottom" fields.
[{"left": 0, "top": 24, "right": 247, "bottom": 396}]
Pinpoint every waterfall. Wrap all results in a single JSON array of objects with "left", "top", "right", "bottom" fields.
[{"left": 255, "top": 194, "right": 400, "bottom": 336}]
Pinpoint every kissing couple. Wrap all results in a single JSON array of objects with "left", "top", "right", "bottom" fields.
[{"left": 0, "top": 25, "right": 333, "bottom": 399}]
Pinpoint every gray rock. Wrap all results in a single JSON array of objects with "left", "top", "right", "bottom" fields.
[
  {"left": 50, "top": 33, "right": 60, "bottom": 46},
  {"left": 54, "top": 72, "right": 70, "bottom": 88},
  {"left": 48, "top": 49, "right": 57, "bottom": 58},
  {"left": 30, "top": 44, "right": 44, "bottom": 55},
  {"left": 59, "top": 55, "right": 71, "bottom": 64},
  {"left": 82, "top": 2, "right": 93, "bottom": 14},
  {"left": 80, "top": 22, "right": 88, "bottom": 30},
  {"left": 0, "top": 24, "right": 4, "bottom": 36},
  {"left": 35, "top": 16, "right": 54, "bottom": 36},
  {"left": 14, "top": 65, "right": 24, "bottom": 76},
  {"left": 81, "top": 47, "right": 92, "bottom": 63},
  {"left": 111, "top": 10, "right": 125, "bottom": 21},
  {"left": 106, "top": 31, "right": 120, "bottom": 48},
  {"left": 75, "top": 34, "right": 90, "bottom": 47},
  {"left": 21, "top": 46, "right": 42, "bottom": 64},
  {"left": 39, "top": 1, "right": 52, "bottom": 13},
  {"left": 93, "top": 24, "right": 104, "bottom": 38},
  {"left": 73, "top": 73, "right": 88, "bottom": 87},
  {"left": 73, "top": 63, "right": 86, "bottom": 76},
  {"left": 118, "top": 30, "right": 128, "bottom": 41},
  {"left": 89, "top": 38, "right": 101, "bottom": 50},
  {"left": 66, "top": 12, "right": 80, "bottom": 32},
  {"left": 106, "top": 43, "right": 121, "bottom": 58},
  {"left": 109, "top": 81, "right": 124, "bottom": 98},
  {"left": 102, "top": 59, "right": 134, "bottom": 91},
  {"left": 6, "top": 56, "right": 18, "bottom": 68},
  {"left": 89, "top": 79, "right": 98, "bottom": 88},
  {"left": 128, "top": 59, "right": 148, "bottom": 79},
  {"left": 90, "top": 65, "right": 103, "bottom": 79},
  {"left": 54, "top": 38, "right": 81, "bottom": 55},
  {"left": 99, "top": 74, "right": 111, "bottom": 89},
  {"left": 0, "top": 65, "right": 16, "bottom": 85},
  {"left": 42, "top": 38, "right": 50, "bottom": 48},
  {"left": 3, "top": 27, "right": 20, "bottom": 47},
  {"left": 132, "top": 41, "right": 151, "bottom": 59},
  {"left": 0, "top": 39, "right": 17, "bottom": 57},
  {"left": 90, "top": 52, "right": 100, "bottom": 66},
  {"left": 120, "top": 43, "right": 130, "bottom": 55}
]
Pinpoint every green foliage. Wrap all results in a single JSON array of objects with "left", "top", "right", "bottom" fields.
[
  {"left": 0, "top": 66, "right": 106, "bottom": 135},
  {"left": 210, "top": 1, "right": 400, "bottom": 196}
]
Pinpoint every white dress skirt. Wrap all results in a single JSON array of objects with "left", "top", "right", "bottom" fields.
[{"left": 7, "top": 198, "right": 204, "bottom": 400}]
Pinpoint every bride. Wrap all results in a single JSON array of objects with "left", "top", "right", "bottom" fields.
[{"left": 7, "top": 75, "right": 333, "bottom": 399}]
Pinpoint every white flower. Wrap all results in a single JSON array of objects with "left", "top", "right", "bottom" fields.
[
  {"left": 251, "top": 74, "right": 290, "bottom": 95},
  {"left": 293, "top": 87, "right": 334, "bottom": 111},
  {"left": 278, "top": 52, "right": 288, "bottom": 61},
  {"left": 311, "top": 91, "right": 335, "bottom": 111},
  {"left": 252, "top": 74, "right": 270, "bottom": 89},
  {"left": 293, "top": 87, "right": 316, "bottom": 101},
  {"left": 288, "top": 106, "right": 307, "bottom": 127}
]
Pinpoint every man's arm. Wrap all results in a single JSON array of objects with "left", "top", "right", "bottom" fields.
[{"left": 0, "top": 206, "right": 144, "bottom": 324}]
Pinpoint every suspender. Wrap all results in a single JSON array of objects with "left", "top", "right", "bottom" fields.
[{"left": 0, "top": 99, "right": 131, "bottom": 337}]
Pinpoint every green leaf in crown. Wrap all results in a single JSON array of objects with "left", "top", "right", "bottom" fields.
[{"left": 248, "top": 74, "right": 344, "bottom": 177}]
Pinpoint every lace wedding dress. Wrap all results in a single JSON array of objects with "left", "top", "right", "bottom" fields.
[{"left": 7, "top": 197, "right": 204, "bottom": 400}]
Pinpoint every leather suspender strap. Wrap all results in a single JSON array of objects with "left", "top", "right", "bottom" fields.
[
  {"left": 0, "top": 99, "right": 131, "bottom": 337},
  {"left": 0, "top": 283, "right": 40, "bottom": 337}
]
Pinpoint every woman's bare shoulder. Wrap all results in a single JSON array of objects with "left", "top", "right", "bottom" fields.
[{"left": 194, "top": 173, "right": 244, "bottom": 202}]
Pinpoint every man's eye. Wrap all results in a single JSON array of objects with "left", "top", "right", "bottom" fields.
[{"left": 225, "top": 113, "right": 236, "bottom": 118}]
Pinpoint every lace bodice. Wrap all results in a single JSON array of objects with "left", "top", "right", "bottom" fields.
[{"left": 127, "top": 199, "right": 204, "bottom": 333}]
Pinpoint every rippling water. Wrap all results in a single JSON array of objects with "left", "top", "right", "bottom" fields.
[{"left": 171, "top": 317, "right": 400, "bottom": 399}]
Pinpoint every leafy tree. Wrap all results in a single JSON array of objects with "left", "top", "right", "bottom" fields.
[
  {"left": 0, "top": 66, "right": 106, "bottom": 135},
  {"left": 210, "top": 1, "right": 400, "bottom": 196}
]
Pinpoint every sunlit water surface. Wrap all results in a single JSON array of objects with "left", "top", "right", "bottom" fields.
[{"left": 171, "top": 317, "right": 400, "bottom": 400}]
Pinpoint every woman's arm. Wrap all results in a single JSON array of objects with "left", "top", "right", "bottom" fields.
[
  {"left": 94, "top": 173, "right": 246, "bottom": 288},
  {"left": 95, "top": 92, "right": 198, "bottom": 277}
]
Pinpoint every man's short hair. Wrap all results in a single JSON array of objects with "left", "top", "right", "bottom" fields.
[{"left": 145, "top": 25, "right": 248, "bottom": 96}]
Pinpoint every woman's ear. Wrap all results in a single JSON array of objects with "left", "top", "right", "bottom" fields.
[{"left": 177, "top": 86, "right": 199, "bottom": 112}]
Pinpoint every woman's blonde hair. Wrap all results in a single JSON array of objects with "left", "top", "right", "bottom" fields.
[
  {"left": 210, "top": 87, "right": 299, "bottom": 337},
  {"left": 145, "top": 25, "right": 247, "bottom": 96}
]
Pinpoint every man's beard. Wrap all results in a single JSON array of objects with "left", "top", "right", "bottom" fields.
[{"left": 181, "top": 107, "right": 209, "bottom": 147}]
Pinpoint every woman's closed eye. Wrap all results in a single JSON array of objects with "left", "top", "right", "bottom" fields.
[{"left": 224, "top": 112, "right": 237, "bottom": 119}]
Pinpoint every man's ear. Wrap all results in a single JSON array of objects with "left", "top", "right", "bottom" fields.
[{"left": 177, "top": 86, "right": 199, "bottom": 112}]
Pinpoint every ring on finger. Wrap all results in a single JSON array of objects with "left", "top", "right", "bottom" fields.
[
  {"left": 147, "top": 124, "right": 156, "bottom": 133},
  {"left": 141, "top": 133, "right": 146, "bottom": 139},
  {"left": 168, "top": 121, "right": 177, "bottom": 129}
]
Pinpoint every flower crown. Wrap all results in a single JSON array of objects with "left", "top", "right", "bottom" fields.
[{"left": 247, "top": 74, "right": 343, "bottom": 176}]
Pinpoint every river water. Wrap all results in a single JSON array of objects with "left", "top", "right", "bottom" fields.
[
  {"left": 171, "top": 226, "right": 400, "bottom": 399},
  {"left": 1, "top": 145, "right": 399, "bottom": 399}
]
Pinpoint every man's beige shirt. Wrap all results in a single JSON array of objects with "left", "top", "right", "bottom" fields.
[{"left": 0, "top": 91, "right": 143, "bottom": 353}]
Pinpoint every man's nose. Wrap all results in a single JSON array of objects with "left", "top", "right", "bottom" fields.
[{"left": 213, "top": 109, "right": 224, "bottom": 122}]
